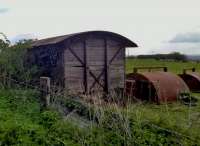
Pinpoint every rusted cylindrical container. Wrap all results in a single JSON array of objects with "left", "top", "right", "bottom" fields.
[
  {"left": 179, "top": 68, "right": 200, "bottom": 92},
  {"left": 126, "top": 71, "right": 189, "bottom": 103}
]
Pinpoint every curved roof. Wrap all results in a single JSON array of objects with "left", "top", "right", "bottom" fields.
[
  {"left": 186, "top": 72, "right": 200, "bottom": 81},
  {"left": 179, "top": 72, "right": 200, "bottom": 92},
  {"left": 141, "top": 72, "right": 189, "bottom": 102},
  {"left": 127, "top": 72, "right": 189, "bottom": 102},
  {"left": 31, "top": 30, "right": 138, "bottom": 48}
]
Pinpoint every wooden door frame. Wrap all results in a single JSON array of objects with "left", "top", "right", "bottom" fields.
[{"left": 64, "top": 39, "right": 123, "bottom": 94}]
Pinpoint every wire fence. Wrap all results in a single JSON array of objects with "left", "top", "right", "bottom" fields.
[{"left": 0, "top": 74, "right": 67, "bottom": 97}]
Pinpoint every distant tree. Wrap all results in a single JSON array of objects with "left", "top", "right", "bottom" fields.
[
  {"left": 136, "top": 52, "right": 187, "bottom": 61},
  {"left": 126, "top": 55, "right": 136, "bottom": 59},
  {"left": 0, "top": 32, "right": 10, "bottom": 50},
  {"left": 169, "top": 52, "right": 187, "bottom": 61}
]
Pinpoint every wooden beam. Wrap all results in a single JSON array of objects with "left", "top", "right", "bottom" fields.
[
  {"left": 183, "top": 68, "right": 196, "bottom": 74},
  {"left": 68, "top": 46, "right": 84, "bottom": 65},
  {"left": 104, "top": 38, "right": 109, "bottom": 94},
  {"left": 67, "top": 44, "right": 104, "bottom": 90},
  {"left": 89, "top": 70, "right": 105, "bottom": 92},
  {"left": 109, "top": 47, "right": 123, "bottom": 65},
  {"left": 83, "top": 40, "right": 88, "bottom": 94},
  {"left": 133, "top": 66, "right": 168, "bottom": 73},
  {"left": 89, "top": 71, "right": 104, "bottom": 89}
]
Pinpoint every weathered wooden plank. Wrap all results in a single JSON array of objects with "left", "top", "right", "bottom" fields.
[
  {"left": 63, "top": 36, "right": 126, "bottom": 93},
  {"left": 70, "top": 41, "right": 84, "bottom": 61},
  {"left": 107, "top": 38, "right": 121, "bottom": 46},
  {"left": 83, "top": 40, "right": 88, "bottom": 93},
  {"left": 86, "top": 38, "right": 104, "bottom": 47},
  {"left": 104, "top": 38, "right": 109, "bottom": 93}
]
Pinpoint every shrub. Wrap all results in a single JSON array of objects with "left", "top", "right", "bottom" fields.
[
  {"left": 39, "top": 110, "right": 61, "bottom": 128},
  {"left": 0, "top": 37, "right": 38, "bottom": 86}
]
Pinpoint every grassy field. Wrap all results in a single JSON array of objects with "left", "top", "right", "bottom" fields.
[
  {"left": 126, "top": 58, "right": 200, "bottom": 74},
  {"left": 0, "top": 59, "right": 200, "bottom": 145},
  {"left": 126, "top": 58, "right": 200, "bottom": 145},
  {"left": 0, "top": 88, "right": 199, "bottom": 145}
]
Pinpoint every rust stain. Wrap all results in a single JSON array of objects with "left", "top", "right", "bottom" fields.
[
  {"left": 179, "top": 72, "right": 200, "bottom": 92},
  {"left": 126, "top": 71, "right": 189, "bottom": 103}
]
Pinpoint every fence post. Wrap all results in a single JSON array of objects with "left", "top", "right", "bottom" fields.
[
  {"left": 40, "top": 77, "right": 51, "bottom": 107},
  {"left": 133, "top": 68, "right": 138, "bottom": 73},
  {"left": 164, "top": 67, "right": 168, "bottom": 72}
]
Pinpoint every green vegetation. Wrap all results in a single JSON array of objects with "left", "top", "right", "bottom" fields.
[
  {"left": 125, "top": 58, "right": 200, "bottom": 144},
  {"left": 126, "top": 58, "right": 200, "bottom": 74},
  {"left": 132, "top": 52, "right": 187, "bottom": 62},
  {"left": 0, "top": 38, "right": 37, "bottom": 83},
  {"left": 0, "top": 89, "right": 81, "bottom": 145},
  {"left": 0, "top": 88, "right": 199, "bottom": 145},
  {"left": 0, "top": 35, "right": 199, "bottom": 145}
]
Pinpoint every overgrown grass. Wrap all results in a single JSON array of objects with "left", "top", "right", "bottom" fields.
[
  {"left": 125, "top": 101, "right": 200, "bottom": 140},
  {"left": 0, "top": 58, "right": 200, "bottom": 145},
  {"left": 0, "top": 89, "right": 79, "bottom": 145},
  {"left": 0, "top": 88, "right": 199, "bottom": 145},
  {"left": 125, "top": 58, "right": 200, "bottom": 145}
]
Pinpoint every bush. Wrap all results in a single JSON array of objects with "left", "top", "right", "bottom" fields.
[
  {"left": 39, "top": 110, "right": 61, "bottom": 128},
  {"left": 0, "top": 37, "right": 38, "bottom": 86}
]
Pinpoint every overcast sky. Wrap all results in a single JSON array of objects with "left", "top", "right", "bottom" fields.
[{"left": 0, "top": 0, "right": 200, "bottom": 55}]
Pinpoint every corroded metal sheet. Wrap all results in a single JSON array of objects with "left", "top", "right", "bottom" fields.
[
  {"left": 179, "top": 72, "right": 200, "bottom": 92},
  {"left": 126, "top": 71, "right": 189, "bottom": 103}
]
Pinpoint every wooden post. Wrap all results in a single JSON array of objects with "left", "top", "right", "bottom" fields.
[
  {"left": 3, "top": 72, "right": 6, "bottom": 87},
  {"left": 40, "top": 77, "right": 51, "bottom": 107},
  {"left": 183, "top": 68, "right": 196, "bottom": 74},
  {"left": 183, "top": 69, "right": 186, "bottom": 74},
  {"left": 164, "top": 67, "right": 168, "bottom": 72},
  {"left": 8, "top": 73, "right": 11, "bottom": 88},
  {"left": 133, "top": 68, "right": 138, "bottom": 73}
]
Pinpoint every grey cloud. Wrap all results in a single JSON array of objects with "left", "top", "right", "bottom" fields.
[
  {"left": 0, "top": 8, "right": 9, "bottom": 14},
  {"left": 169, "top": 32, "right": 200, "bottom": 43},
  {"left": 151, "top": 42, "right": 200, "bottom": 55}
]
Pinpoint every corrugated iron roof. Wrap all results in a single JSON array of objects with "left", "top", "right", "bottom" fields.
[
  {"left": 126, "top": 71, "right": 189, "bottom": 103},
  {"left": 141, "top": 72, "right": 189, "bottom": 102},
  {"left": 186, "top": 72, "right": 200, "bottom": 81},
  {"left": 179, "top": 72, "right": 200, "bottom": 92},
  {"left": 31, "top": 30, "right": 138, "bottom": 48}
]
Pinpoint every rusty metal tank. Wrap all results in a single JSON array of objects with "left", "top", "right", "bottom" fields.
[
  {"left": 126, "top": 67, "right": 189, "bottom": 103},
  {"left": 179, "top": 68, "right": 200, "bottom": 92}
]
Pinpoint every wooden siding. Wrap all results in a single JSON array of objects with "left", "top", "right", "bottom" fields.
[
  {"left": 107, "top": 38, "right": 125, "bottom": 89},
  {"left": 64, "top": 35, "right": 125, "bottom": 93},
  {"left": 27, "top": 45, "right": 64, "bottom": 86},
  {"left": 64, "top": 41, "right": 84, "bottom": 92},
  {"left": 28, "top": 31, "right": 138, "bottom": 96}
]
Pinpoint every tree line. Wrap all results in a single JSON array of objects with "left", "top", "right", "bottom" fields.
[{"left": 127, "top": 52, "right": 187, "bottom": 61}]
